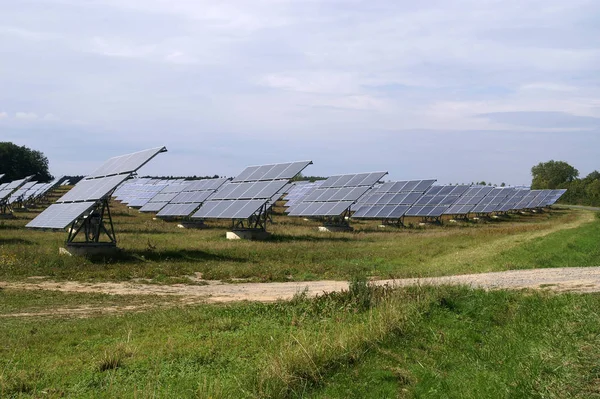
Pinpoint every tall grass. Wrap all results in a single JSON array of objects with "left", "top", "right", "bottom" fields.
[{"left": 2, "top": 286, "right": 600, "bottom": 398}]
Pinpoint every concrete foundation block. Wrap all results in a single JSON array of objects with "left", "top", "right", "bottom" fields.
[
  {"left": 226, "top": 230, "right": 271, "bottom": 240},
  {"left": 318, "top": 225, "right": 353, "bottom": 233},
  {"left": 61, "top": 243, "right": 119, "bottom": 257}
]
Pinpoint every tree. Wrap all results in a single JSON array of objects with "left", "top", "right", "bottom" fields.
[
  {"left": 531, "top": 160, "right": 578, "bottom": 189},
  {"left": 0, "top": 142, "right": 53, "bottom": 182}
]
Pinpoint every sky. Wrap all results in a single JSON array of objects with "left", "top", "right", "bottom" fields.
[{"left": 1, "top": 0, "right": 599, "bottom": 185}]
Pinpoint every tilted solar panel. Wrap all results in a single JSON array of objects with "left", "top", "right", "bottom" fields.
[
  {"left": 192, "top": 161, "right": 312, "bottom": 220},
  {"left": 88, "top": 147, "right": 167, "bottom": 178},
  {"left": 514, "top": 190, "right": 539, "bottom": 210},
  {"left": 26, "top": 202, "right": 97, "bottom": 229},
  {"left": 443, "top": 186, "right": 494, "bottom": 215},
  {"left": 27, "top": 147, "right": 167, "bottom": 229},
  {"left": 405, "top": 185, "right": 470, "bottom": 217},
  {"left": 496, "top": 189, "right": 529, "bottom": 212},
  {"left": 542, "top": 189, "right": 567, "bottom": 206},
  {"left": 287, "top": 171, "right": 388, "bottom": 217},
  {"left": 285, "top": 181, "right": 325, "bottom": 207},
  {"left": 469, "top": 187, "right": 515, "bottom": 214},
  {"left": 0, "top": 176, "right": 35, "bottom": 201},
  {"left": 526, "top": 190, "right": 555, "bottom": 208},
  {"left": 232, "top": 161, "right": 312, "bottom": 183},
  {"left": 155, "top": 178, "right": 228, "bottom": 217},
  {"left": 353, "top": 179, "right": 436, "bottom": 219}
]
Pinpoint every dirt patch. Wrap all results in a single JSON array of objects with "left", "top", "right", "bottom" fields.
[{"left": 3, "top": 267, "right": 600, "bottom": 318}]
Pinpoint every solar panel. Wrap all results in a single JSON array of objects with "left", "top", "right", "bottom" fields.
[
  {"left": 526, "top": 190, "right": 555, "bottom": 208},
  {"left": 8, "top": 181, "right": 37, "bottom": 204},
  {"left": 25, "top": 202, "right": 97, "bottom": 229},
  {"left": 155, "top": 178, "right": 228, "bottom": 217},
  {"left": 442, "top": 186, "right": 494, "bottom": 215},
  {"left": 26, "top": 175, "right": 65, "bottom": 202},
  {"left": 0, "top": 176, "right": 35, "bottom": 201},
  {"left": 233, "top": 161, "right": 312, "bottom": 182},
  {"left": 285, "top": 180, "right": 325, "bottom": 207},
  {"left": 125, "top": 180, "right": 171, "bottom": 208},
  {"left": 139, "top": 181, "right": 188, "bottom": 212},
  {"left": 468, "top": 187, "right": 514, "bottom": 214},
  {"left": 514, "top": 190, "right": 539, "bottom": 210},
  {"left": 58, "top": 175, "right": 130, "bottom": 203},
  {"left": 496, "top": 189, "right": 529, "bottom": 212},
  {"left": 405, "top": 185, "right": 470, "bottom": 217},
  {"left": 192, "top": 161, "right": 312, "bottom": 220},
  {"left": 88, "top": 147, "right": 167, "bottom": 178},
  {"left": 352, "top": 179, "right": 436, "bottom": 219},
  {"left": 542, "top": 189, "right": 567, "bottom": 206},
  {"left": 27, "top": 147, "right": 167, "bottom": 230},
  {"left": 287, "top": 171, "right": 388, "bottom": 217}
]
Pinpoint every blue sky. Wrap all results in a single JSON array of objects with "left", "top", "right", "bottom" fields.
[{"left": 1, "top": 0, "right": 599, "bottom": 185}]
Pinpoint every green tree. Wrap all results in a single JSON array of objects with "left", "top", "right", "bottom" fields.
[
  {"left": 0, "top": 142, "right": 53, "bottom": 182},
  {"left": 531, "top": 160, "right": 579, "bottom": 189}
]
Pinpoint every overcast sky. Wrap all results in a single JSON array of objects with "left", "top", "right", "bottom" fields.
[{"left": 1, "top": 0, "right": 599, "bottom": 185}]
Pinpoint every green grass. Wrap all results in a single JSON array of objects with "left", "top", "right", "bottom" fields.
[
  {"left": 2, "top": 205, "right": 600, "bottom": 397},
  {"left": 308, "top": 288, "right": 600, "bottom": 398},
  {"left": 2, "top": 286, "right": 600, "bottom": 398},
  {"left": 0, "top": 204, "right": 597, "bottom": 283}
]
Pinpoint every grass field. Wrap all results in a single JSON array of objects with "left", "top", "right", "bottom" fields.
[
  {"left": 0, "top": 202, "right": 598, "bottom": 283},
  {"left": 1, "top": 203, "right": 600, "bottom": 397}
]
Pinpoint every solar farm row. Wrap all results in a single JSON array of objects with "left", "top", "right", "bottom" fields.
[{"left": 6, "top": 147, "right": 565, "bottom": 248}]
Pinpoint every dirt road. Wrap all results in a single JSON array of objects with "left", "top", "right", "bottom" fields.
[{"left": 3, "top": 266, "right": 600, "bottom": 307}]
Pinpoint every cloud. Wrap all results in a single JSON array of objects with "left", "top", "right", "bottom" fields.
[
  {"left": 520, "top": 82, "right": 577, "bottom": 92},
  {"left": 15, "top": 112, "right": 38, "bottom": 120},
  {"left": 0, "top": 0, "right": 599, "bottom": 182},
  {"left": 477, "top": 111, "right": 600, "bottom": 129},
  {"left": 0, "top": 111, "right": 7, "bottom": 119},
  {"left": 42, "top": 113, "right": 59, "bottom": 121}
]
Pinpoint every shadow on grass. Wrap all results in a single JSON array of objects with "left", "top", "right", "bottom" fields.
[
  {"left": 0, "top": 224, "right": 22, "bottom": 230},
  {"left": 0, "top": 238, "right": 35, "bottom": 245},
  {"left": 266, "top": 234, "right": 356, "bottom": 243},
  {"left": 87, "top": 249, "right": 247, "bottom": 264}
]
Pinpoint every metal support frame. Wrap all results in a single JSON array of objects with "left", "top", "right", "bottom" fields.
[
  {"left": 381, "top": 215, "right": 406, "bottom": 228},
  {"left": 421, "top": 216, "right": 442, "bottom": 225},
  {"left": 231, "top": 203, "right": 269, "bottom": 231},
  {"left": 323, "top": 207, "right": 351, "bottom": 227},
  {"left": 66, "top": 198, "right": 116, "bottom": 245},
  {"left": 0, "top": 199, "right": 12, "bottom": 215}
]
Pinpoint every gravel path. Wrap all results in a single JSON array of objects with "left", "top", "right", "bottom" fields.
[{"left": 3, "top": 266, "right": 600, "bottom": 307}]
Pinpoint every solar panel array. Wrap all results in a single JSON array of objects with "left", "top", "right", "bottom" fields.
[
  {"left": 287, "top": 172, "right": 388, "bottom": 217},
  {"left": 443, "top": 186, "right": 494, "bottom": 215},
  {"left": 0, "top": 176, "right": 34, "bottom": 202},
  {"left": 405, "top": 185, "right": 470, "bottom": 217},
  {"left": 284, "top": 181, "right": 325, "bottom": 208},
  {"left": 191, "top": 161, "right": 312, "bottom": 220},
  {"left": 469, "top": 187, "right": 514, "bottom": 214},
  {"left": 543, "top": 189, "right": 567, "bottom": 206},
  {"left": 352, "top": 179, "right": 437, "bottom": 219},
  {"left": 8, "top": 181, "right": 37, "bottom": 204},
  {"left": 3, "top": 176, "right": 65, "bottom": 206},
  {"left": 156, "top": 178, "right": 228, "bottom": 217},
  {"left": 139, "top": 181, "right": 189, "bottom": 212},
  {"left": 27, "top": 147, "right": 166, "bottom": 229}
]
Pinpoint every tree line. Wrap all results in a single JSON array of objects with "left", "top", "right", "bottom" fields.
[
  {"left": 531, "top": 160, "right": 600, "bottom": 207},
  {"left": 0, "top": 142, "right": 53, "bottom": 182}
]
